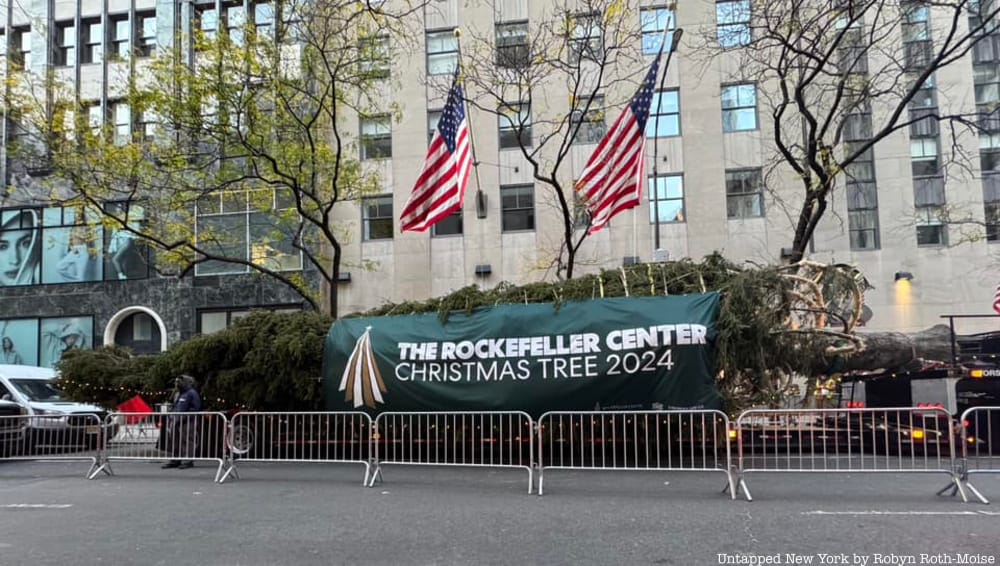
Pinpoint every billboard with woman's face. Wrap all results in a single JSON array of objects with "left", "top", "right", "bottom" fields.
[{"left": 0, "top": 209, "right": 41, "bottom": 286}]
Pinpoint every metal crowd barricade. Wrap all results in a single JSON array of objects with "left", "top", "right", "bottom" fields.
[
  {"left": 0, "top": 413, "right": 105, "bottom": 477},
  {"left": 959, "top": 406, "right": 1000, "bottom": 504},
  {"left": 370, "top": 412, "right": 534, "bottom": 493},
  {"left": 736, "top": 407, "right": 965, "bottom": 501},
  {"left": 536, "top": 410, "right": 735, "bottom": 497},
  {"left": 222, "top": 411, "right": 373, "bottom": 484},
  {"left": 89, "top": 411, "right": 229, "bottom": 483}
]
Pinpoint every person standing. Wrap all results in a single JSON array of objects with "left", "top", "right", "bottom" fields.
[{"left": 162, "top": 374, "right": 202, "bottom": 469}]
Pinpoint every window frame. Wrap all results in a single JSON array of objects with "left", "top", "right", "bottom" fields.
[
  {"left": 80, "top": 18, "right": 104, "bottom": 64},
  {"left": 359, "top": 33, "right": 391, "bottom": 79},
  {"left": 646, "top": 89, "right": 680, "bottom": 138},
  {"left": 570, "top": 94, "right": 606, "bottom": 145},
  {"left": 109, "top": 14, "right": 130, "bottom": 59},
  {"left": 53, "top": 20, "right": 75, "bottom": 67},
  {"left": 725, "top": 168, "right": 765, "bottom": 219},
  {"left": 194, "top": 189, "right": 303, "bottom": 276},
  {"left": 568, "top": 12, "right": 603, "bottom": 64},
  {"left": 721, "top": 83, "right": 758, "bottom": 132},
  {"left": 360, "top": 114, "right": 392, "bottom": 160},
  {"left": 431, "top": 209, "right": 463, "bottom": 237},
  {"left": 640, "top": 6, "right": 674, "bottom": 55},
  {"left": 915, "top": 205, "right": 946, "bottom": 246},
  {"left": 426, "top": 29, "right": 459, "bottom": 76},
  {"left": 647, "top": 174, "right": 685, "bottom": 224},
  {"left": 361, "top": 195, "right": 394, "bottom": 241},
  {"left": 495, "top": 21, "right": 529, "bottom": 68},
  {"left": 716, "top": 0, "right": 751, "bottom": 48},
  {"left": 498, "top": 102, "right": 532, "bottom": 149},
  {"left": 500, "top": 184, "right": 535, "bottom": 232},
  {"left": 135, "top": 11, "right": 157, "bottom": 57}
]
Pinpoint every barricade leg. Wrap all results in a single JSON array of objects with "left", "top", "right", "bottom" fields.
[
  {"left": 961, "top": 478, "right": 990, "bottom": 504},
  {"left": 537, "top": 468, "right": 544, "bottom": 496},
  {"left": 367, "top": 464, "right": 383, "bottom": 488}
]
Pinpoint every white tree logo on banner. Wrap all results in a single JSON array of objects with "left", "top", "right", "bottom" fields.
[{"left": 339, "top": 326, "right": 387, "bottom": 409}]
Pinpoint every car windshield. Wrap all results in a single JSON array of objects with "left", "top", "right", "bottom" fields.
[{"left": 10, "top": 379, "right": 64, "bottom": 402}]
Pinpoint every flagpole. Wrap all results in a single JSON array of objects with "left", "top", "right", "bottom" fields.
[
  {"left": 651, "top": 6, "right": 683, "bottom": 260},
  {"left": 453, "top": 29, "right": 485, "bottom": 237}
]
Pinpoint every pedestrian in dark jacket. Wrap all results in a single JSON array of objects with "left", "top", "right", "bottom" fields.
[{"left": 162, "top": 374, "right": 202, "bottom": 469}]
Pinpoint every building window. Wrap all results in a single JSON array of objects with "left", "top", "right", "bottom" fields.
[
  {"left": 496, "top": 21, "right": 529, "bottom": 68},
  {"left": 902, "top": 3, "right": 930, "bottom": 42},
  {"left": 432, "top": 210, "right": 463, "bottom": 237},
  {"left": 111, "top": 102, "right": 130, "bottom": 146},
  {"left": 647, "top": 174, "right": 684, "bottom": 223},
  {"left": 570, "top": 94, "right": 606, "bottom": 145},
  {"left": 86, "top": 104, "right": 104, "bottom": 137},
  {"left": 646, "top": 90, "right": 679, "bottom": 138},
  {"left": 254, "top": 2, "right": 275, "bottom": 39},
  {"left": 362, "top": 195, "right": 393, "bottom": 241},
  {"left": 81, "top": 19, "right": 103, "bottom": 64},
  {"left": 197, "top": 6, "right": 220, "bottom": 43},
  {"left": 915, "top": 206, "right": 946, "bottom": 246},
  {"left": 12, "top": 26, "right": 30, "bottom": 68},
  {"left": 195, "top": 189, "right": 303, "bottom": 275},
  {"left": 137, "top": 110, "right": 157, "bottom": 142},
  {"left": 721, "top": 83, "right": 757, "bottom": 132},
  {"left": 54, "top": 21, "right": 75, "bottom": 67},
  {"left": 985, "top": 201, "right": 1000, "bottom": 242},
  {"left": 226, "top": 4, "right": 247, "bottom": 46},
  {"left": 716, "top": 0, "right": 751, "bottom": 48},
  {"left": 426, "top": 29, "right": 458, "bottom": 75},
  {"left": 198, "top": 306, "right": 301, "bottom": 334},
  {"left": 640, "top": 6, "right": 674, "bottom": 55},
  {"left": 427, "top": 109, "right": 442, "bottom": 145},
  {"left": 359, "top": 34, "right": 390, "bottom": 78},
  {"left": 725, "top": 168, "right": 764, "bottom": 218},
  {"left": 0, "top": 208, "right": 41, "bottom": 286},
  {"left": 110, "top": 14, "right": 130, "bottom": 59},
  {"left": 136, "top": 11, "right": 157, "bottom": 57},
  {"left": 498, "top": 103, "right": 531, "bottom": 149},
  {"left": 360, "top": 115, "right": 391, "bottom": 160},
  {"left": 910, "top": 137, "right": 939, "bottom": 177},
  {"left": 103, "top": 201, "right": 149, "bottom": 280},
  {"left": 39, "top": 206, "right": 105, "bottom": 284},
  {"left": 500, "top": 184, "right": 535, "bottom": 231},
  {"left": 568, "top": 13, "right": 602, "bottom": 63}
]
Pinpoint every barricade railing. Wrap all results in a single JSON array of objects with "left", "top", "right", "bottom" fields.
[
  {"left": 537, "top": 410, "right": 734, "bottom": 497},
  {"left": 736, "top": 407, "right": 965, "bottom": 501},
  {"left": 959, "top": 406, "right": 1000, "bottom": 504},
  {"left": 0, "top": 413, "right": 104, "bottom": 477},
  {"left": 89, "top": 412, "right": 229, "bottom": 482},
  {"left": 222, "top": 411, "right": 373, "bottom": 484},
  {"left": 370, "top": 412, "right": 534, "bottom": 493}
]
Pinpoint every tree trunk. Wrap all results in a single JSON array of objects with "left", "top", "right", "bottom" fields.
[{"left": 836, "top": 324, "right": 956, "bottom": 373}]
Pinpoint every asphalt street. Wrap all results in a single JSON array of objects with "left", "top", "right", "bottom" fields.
[{"left": 0, "top": 459, "right": 998, "bottom": 566}]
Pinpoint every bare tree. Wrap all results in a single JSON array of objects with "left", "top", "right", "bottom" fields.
[
  {"left": 697, "top": 0, "right": 1000, "bottom": 262},
  {"left": 459, "top": 0, "right": 652, "bottom": 279}
]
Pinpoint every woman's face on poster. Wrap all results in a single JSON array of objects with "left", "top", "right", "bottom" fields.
[
  {"left": 0, "top": 226, "right": 34, "bottom": 286},
  {"left": 2, "top": 337, "right": 11, "bottom": 350}
]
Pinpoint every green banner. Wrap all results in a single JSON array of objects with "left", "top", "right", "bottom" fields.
[{"left": 322, "top": 294, "right": 721, "bottom": 416}]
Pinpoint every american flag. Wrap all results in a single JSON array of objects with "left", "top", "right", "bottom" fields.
[
  {"left": 993, "top": 282, "right": 1000, "bottom": 315},
  {"left": 575, "top": 52, "right": 664, "bottom": 235},
  {"left": 400, "top": 70, "right": 472, "bottom": 232}
]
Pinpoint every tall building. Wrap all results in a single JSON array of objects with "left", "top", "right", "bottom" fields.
[{"left": 0, "top": 0, "right": 997, "bottom": 368}]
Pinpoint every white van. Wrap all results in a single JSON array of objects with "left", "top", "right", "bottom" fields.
[{"left": 0, "top": 364, "right": 115, "bottom": 449}]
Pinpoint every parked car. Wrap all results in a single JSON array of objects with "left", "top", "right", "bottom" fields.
[{"left": 0, "top": 365, "right": 117, "bottom": 451}]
